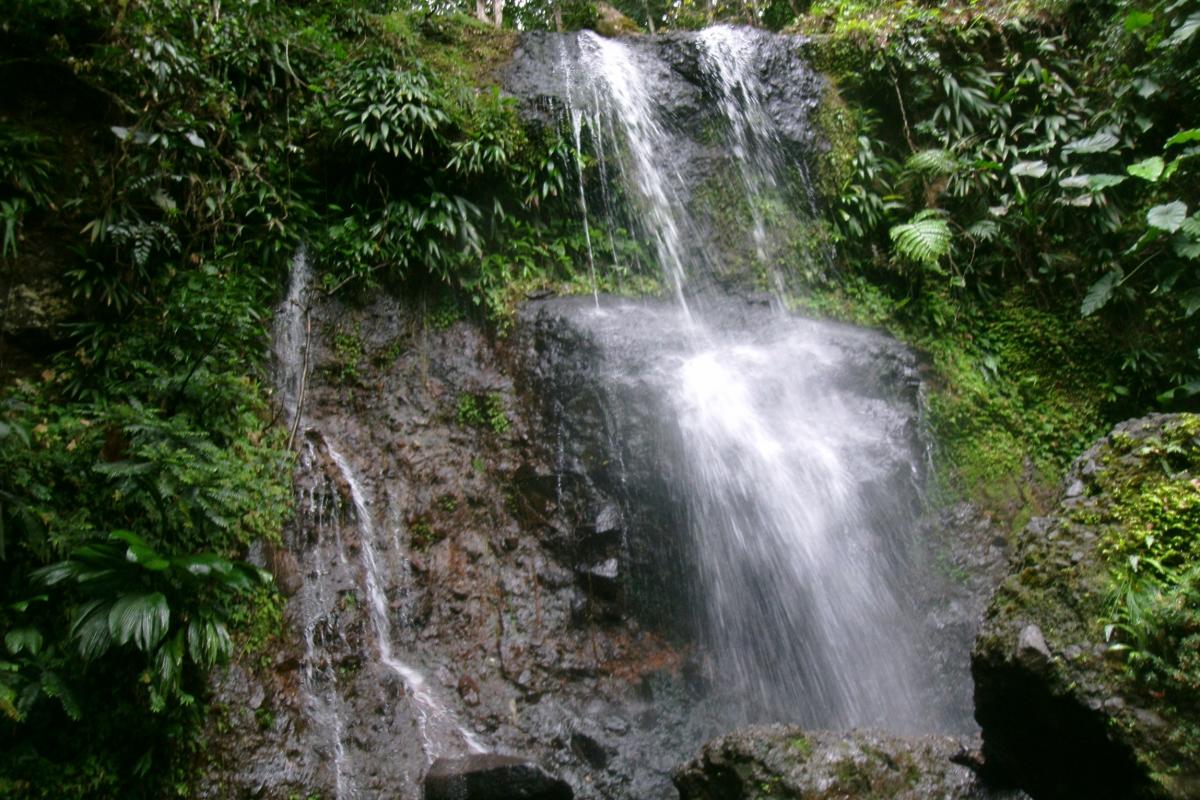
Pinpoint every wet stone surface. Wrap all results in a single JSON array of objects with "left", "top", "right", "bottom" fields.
[{"left": 199, "top": 292, "right": 1014, "bottom": 799}]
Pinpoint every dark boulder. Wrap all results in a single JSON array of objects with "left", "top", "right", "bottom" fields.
[
  {"left": 424, "top": 754, "right": 573, "bottom": 800},
  {"left": 973, "top": 414, "right": 1200, "bottom": 800},
  {"left": 672, "top": 725, "right": 1025, "bottom": 800}
]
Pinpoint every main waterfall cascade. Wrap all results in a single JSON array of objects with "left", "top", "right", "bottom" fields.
[
  {"left": 255, "top": 24, "right": 978, "bottom": 800},
  {"left": 513, "top": 26, "right": 957, "bottom": 731}
]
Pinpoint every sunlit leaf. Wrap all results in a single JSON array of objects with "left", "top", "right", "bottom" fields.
[
  {"left": 1124, "top": 10, "right": 1154, "bottom": 31},
  {"left": 1011, "top": 160, "right": 1049, "bottom": 178},
  {"left": 1127, "top": 156, "right": 1165, "bottom": 182},
  {"left": 1147, "top": 201, "right": 1188, "bottom": 232}
]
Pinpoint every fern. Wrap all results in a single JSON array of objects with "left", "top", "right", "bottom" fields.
[
  {"left": 905, "top": 148, "right": 959, "bottom": 176},
  {"left": 889, "top": 210, "right": 952, "bottom": 271}
]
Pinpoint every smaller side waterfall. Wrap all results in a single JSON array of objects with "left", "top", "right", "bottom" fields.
[{"left": 324, "top": 441, "right": 486, "bottom": 759}]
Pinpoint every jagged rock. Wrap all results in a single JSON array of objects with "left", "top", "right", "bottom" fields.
[
  {"left": 973, "top": 414, "right": 1200, "bottom": 800},
  {"left": 424, "top": 754, "right": 573, "bottom": 800},
  {"left": 672, "top": 725, "right": 1026, "bottom": 800}
]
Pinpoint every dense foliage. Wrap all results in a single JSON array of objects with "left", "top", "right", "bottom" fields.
[{"left": 0, "top": 1, "right": 599, "bottom": 796}]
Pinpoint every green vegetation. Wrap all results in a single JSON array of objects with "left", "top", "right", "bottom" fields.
[
  {"left": 456, "top": 391, "right": 510, "bottom": 433},
  {"left": 787, "top": 0, "right": 1199, "bottom": 516},
  {"left": 1098, "top": 416, "right": 1200, "bottom": 756},
  {"left": 0, "top": 0, "right": 593, "bottom": 795}
]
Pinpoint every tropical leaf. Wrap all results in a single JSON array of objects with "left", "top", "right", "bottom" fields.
[
  {"left": 40, "top": 671, "right": 81, "bottom": 721},
  {"left": 1088, "top": 174, "right": 1129, "bottom": 190},
  {"left": 107, "top": 592, "right": 170, "bottom": 652},
  {"left": 1082, "top": 269, "right": 1122, "bottom": 316},
  {"left": 1127, "top": 157, "right": 1165, "bottom": 182},
  {"left": 1011, "top": 160, "right": 1049, "bottom": 178},
  {"left": 966, "top": 219, "right": 1000, "bottom": 241},
  {"left": 1063, "top": 132, "right": 1120, "bottom": 155},
  {"left": 4, "top": 627, "right": 42, "bottom": 657},
  {"left": 70, "top": 599, "right": 114, "bottom": 660},
  {"left": 1148, "top": 201, "right": 1188, "bottom": 233},
  {"left": 889, "top": 210, "right": 952, "bottom": 271},
  {"left": 1165, "top": 129, "right": 1200, "bottom": 147},
  {"left": 1124, "top": 10, "right": 1154, "bottom": 31},
  {"left": 1163, "top": 12, "right": 1200, "bottom": 47}
]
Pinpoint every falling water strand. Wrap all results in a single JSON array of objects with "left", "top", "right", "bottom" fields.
[
  {"left": 295, "top": 442, "right": 353, "bottom": 799},
  {"left": 579, "top": 31, "right": 695, "bottom": 317},
  {"left": 324, "top": 441, "right": 486, "bottom": 758},
  {"left": 698, "top": 27, "right": 776, "bottom": 265},
  {"left": 570, "top": 107, "right": 601, "bottom": 308}
]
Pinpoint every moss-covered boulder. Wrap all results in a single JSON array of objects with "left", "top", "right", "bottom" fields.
[
  {"left": 973, "top": 414, "right": 1200, "bottom": 800},
  {"left": 594, "top": 2, "right": 640, "bottom": 37},
  {"left": 672, "top": 725, "right": 1023, "bottom": 799}
]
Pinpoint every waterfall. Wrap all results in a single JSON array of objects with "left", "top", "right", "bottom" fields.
[{"left": 514, "top": 27, "right": 951, "bottom": 733}]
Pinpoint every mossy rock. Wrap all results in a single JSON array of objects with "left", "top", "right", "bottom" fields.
[
  {"left": 673, "top": 725, "right": 1023, "bottom": 799},
  {"left": 973, "top": 413, "right": 1200, "bottom": 800},
  {"left": 594, "top": 2, "right": 641, "bottom": 37}
]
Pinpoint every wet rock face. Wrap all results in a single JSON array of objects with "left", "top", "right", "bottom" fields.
[
  {"left": 201, "top": 293, "right": 723, "bottom": 800},
  {"left": 973, "top": 414, "right": 1200, "bottom": 800},
  {"left": 424, "top": 754, "right": 573, "bottom": 800},
  {"left": 672, "top": 725, "right": 1027, "bottom": 800},
  {"left": 504, "top": 28, "right": 822, "bottom": 154}
]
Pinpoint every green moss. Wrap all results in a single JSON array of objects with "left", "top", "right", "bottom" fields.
[
  {"left": 789, "top": 735, "right": 813, "bottom": 757},
  {"left": 812, "top": 82, "right": 859, "bottom": 203}
]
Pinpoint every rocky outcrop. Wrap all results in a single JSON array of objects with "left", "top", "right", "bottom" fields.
[
  {"left": 425, "top": 754, "right": 573, "bottom": 800},
  {"left": 672, "top": 725, "right": 1025, "bottom": 800},
  {"left": 973, "top": 414, "right": 1200, "bottom": 799}
]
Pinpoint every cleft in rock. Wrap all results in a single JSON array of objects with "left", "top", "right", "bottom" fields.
[{"left": 424, "top": 754, "right": 573, "bottom": 800}]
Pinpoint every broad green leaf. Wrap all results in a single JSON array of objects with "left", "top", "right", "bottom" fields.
[
  {"left": 1082, "top": 270, "right": 1121, "bottom": 316},
  {"left": 1158, "top": 380, "right": 1200, "bottom": 403},
  {"left": 1064, "top": 132, "right": 1119, "bottom": 155},
  {"left": 1181, "top": 288, "right": 1200, "bottom": 317},
  {"left": 1011, "top": 160, "right": 1049, "bottom": 178},
  {"left": 1165, "top": 129, "right": 1200, "bottom": 147},
  {"left": 1088, "top": 174, "right": 1128, "bottom": 190},
  {"left": 1124, "top": 10, "right": 1154, "bottom": 31},
  {"left": 4, "top": 627, "right": 42, "bottom": 656},
  {"left": 1147, "top": 201, "right": 1188, "bottom": 232},
  {"left": 1127, "top": 156, "right": 1165, "bottom": 182},
  {"left": 70, "top": 599, "right": 113, "bottom": 660},
  {"left": 1173, "top": 235, "right": 1200, "bottom": 259}
]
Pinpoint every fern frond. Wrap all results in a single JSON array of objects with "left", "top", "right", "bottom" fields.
[
  {"left": 905, "top": 149, "right": 959, "bottom": 176},
  {"left": 889, "top": 210, "right": 952, "bottom": 271}
]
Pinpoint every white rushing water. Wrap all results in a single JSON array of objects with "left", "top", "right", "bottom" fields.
[
  {"left": 577, "top": 31, "right": 698, "bottom": 315},
  {"left": 555, "top": 28, "right": 942, "bottom": 732}
]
